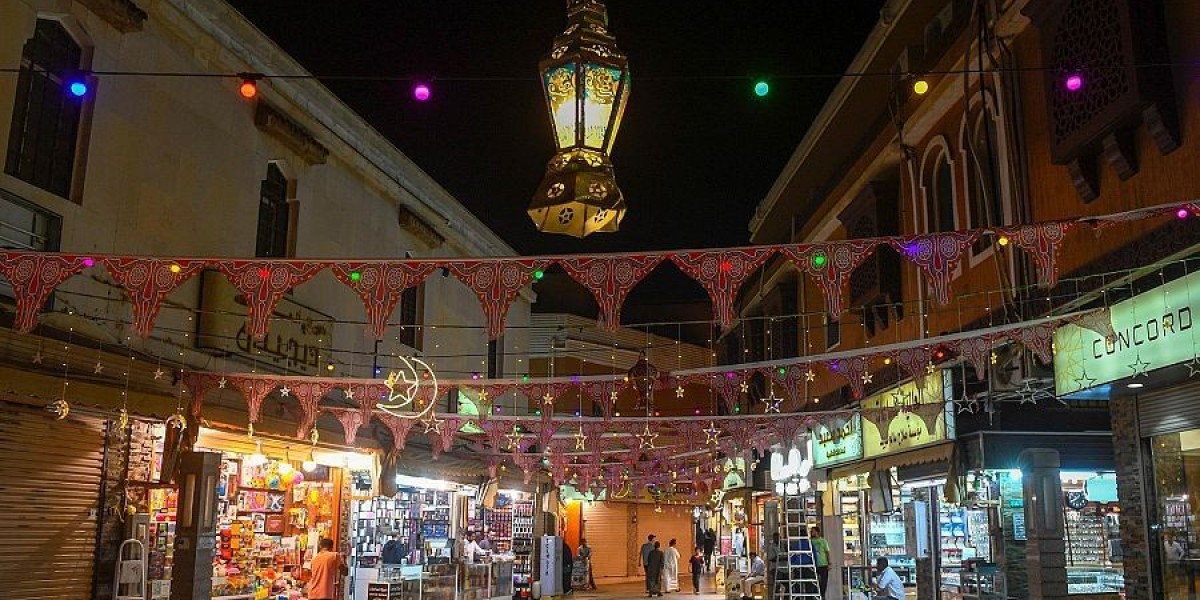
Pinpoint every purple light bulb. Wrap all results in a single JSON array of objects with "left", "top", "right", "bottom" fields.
[
  {"left": 413, "top": 83, "right": 431, "bottom": 101},
  {"left": 1065, "top": 74, "right": 1083, "bottom": 92}
]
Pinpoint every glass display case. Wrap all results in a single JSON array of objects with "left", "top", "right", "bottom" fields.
[
  {"left": 1066, "top": 566, "right": 1125, "bottom": 595},
  {"left": 868, "top": 512, "right": 914, "bottom": 585},
  {"left": 942, "top": 567, "right": 1006, "bottom": 600}
]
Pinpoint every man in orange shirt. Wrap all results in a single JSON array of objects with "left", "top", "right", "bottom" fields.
[{"left": 307, "top": 538, "right": 347, "bottom": 600}]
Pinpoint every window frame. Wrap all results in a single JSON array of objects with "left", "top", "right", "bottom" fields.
[
  {"left": 254, "top": 162, "right": 296, "bottom": 258},
  {"left": 4, "top": 16, "right": 94, "bottom": 203},
  {"left": 960, "top": 90, "right": 1015, "bottom": 266}
]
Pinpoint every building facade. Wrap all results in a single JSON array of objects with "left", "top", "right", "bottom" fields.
[
  {"left": 0, "top": 1, "right": 532, "bottom": 598},
  {"left": 741, "top": 1, "right": 1200, "bottom": 599}
]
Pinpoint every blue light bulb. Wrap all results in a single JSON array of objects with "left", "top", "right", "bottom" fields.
[{"left": 68, "top": 81, "right": 88, "bottom": 98}]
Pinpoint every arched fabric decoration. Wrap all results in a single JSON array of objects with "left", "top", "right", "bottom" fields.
[
  {"left": 896, "top": 346, "right": 933, "bottom": 388},
  {"left": 180, "top": 371, "right": 224, "bottom": 419},
  {"left": 0, "top": 252, "right": 88, "bottom": 333},
  {"left": 781, "top": 240, "right": 878, "bottom": 321},
  {"left": 1006, "top": 322, "right": 1055, "bottom": 365},
  {"left": 828, "top": 356, "right": 871, "bottom": 399},
  {"left": 708, "top": 372, "right": 747, "bottom": 414},
  {"left": 446, "top": 258, "right": 548, "bottom": 339},
  {"left": 230, "top": 376, "right": 285, "bottom": 426},
  {"left": 102, "top": 257, "right": 206, "bottom": 337},
  {"left": 954, "top": 335, "right": 994, "bottom": 381},
  {"left": 559, "top": 255, "right": 663, "bottom": 330},
  {"left": 216, "top": 260, "right": 325, "bottom": 341},
  {"left": 582, "top": 379, "right": 624, "bottom": 421},
  {"left": 326, "top": 407, "right": 366, "bottom": 445},
  {"left": 330, "top": 261, "right": 436, "bottom": 340},
  {"left": 770, "top": 364, "right": 812, "bottom": 407},
  {"left": 288, "top": 381, "right": 334, "bottom": 440},
  {"left": 377, "top": 414, "right": 420, "bottom": 452},
  {"left": 429, "top": 418, "right": 460, "bottom": 459},
  {"left": 1069, "top": 307, "right": 1117, "bottom": 343},
  {"left": 993, "top": 222, "right": 1074, "bottom": 288},
  {"left": 888, "top": 232, "right": 980, "bottom": 305},
  {"left": 671, "top": 248, "right": 774, "bottom": 331}
]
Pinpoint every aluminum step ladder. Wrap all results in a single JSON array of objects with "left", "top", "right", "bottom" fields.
[
  {"left": 113, "top": 538, "right": 147, "bottom": 600},
  {"left": 775, "top": 494, "right": 822, "bottom": 600}
]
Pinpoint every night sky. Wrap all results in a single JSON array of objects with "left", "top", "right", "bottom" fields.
[{"left": 228, "top": 1, "right": 882, "bottom": 309}]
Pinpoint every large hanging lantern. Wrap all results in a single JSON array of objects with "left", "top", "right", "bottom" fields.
[
  {"left": 627, "top": 351, "right": 658, "bottom": 412},
  {"left": 529, "top": 0, "right": 630, "bottom": 237}
]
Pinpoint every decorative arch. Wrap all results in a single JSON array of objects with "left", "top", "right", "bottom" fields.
[
  {"left": 917, "top": 135, "right": 958, "bottom": 234},
  {"left": 957, "top": 88, "right": 1014, "bottom": 258}
]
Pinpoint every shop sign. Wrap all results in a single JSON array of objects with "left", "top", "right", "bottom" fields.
[
  {"left": 1012, "top": 513, "right": 1026, "bottom": 541},
  {"left": 196, "top": 270, "right": 333, "bottom": 375},
  {"left": 810, "top": 414, "right": 864, "bottom": 467},
  {"left": 1054, "top": 269, "right": 1200, "bottom": 396},
  {"left": 861, "top": 369, "right": 955, "bottom": 459}
]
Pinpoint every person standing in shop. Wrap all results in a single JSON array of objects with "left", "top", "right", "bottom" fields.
[
  {"left": 810, "top": 526, "right": 831, "bottom": 596},
  {"left": 641, "top": 534, "right": 658, "bottom": 594},
  {"left": 703, "top": 529, "right": 717, "bottom": 572},
  {"left": 646, "top": 541, "right": 666, "bottom": 597},
  {"left": 307, "top": 538, "right": 347, "bottom": 600},
  {"left": 689, "top": 547, "right": 705, "bottom": 595},
  {"left": 577, "top": 538, "right": 597, "bottom": 590},
  {"left": 872, "top": 557, "right": 905, "bottom": 600}
]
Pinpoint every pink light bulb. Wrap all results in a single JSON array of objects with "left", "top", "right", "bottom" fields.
[
  {"left": 1065, "top": 74, "right": 1083, "bottom": 92},
  {"left": 413, "top": 83, "right": 431, "bottom": 101},
  {"left": 1178, "top": 207, "right": 1190, "bottom": 219}
]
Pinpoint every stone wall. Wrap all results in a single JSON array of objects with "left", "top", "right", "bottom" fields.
[{"left": 1111, "top": 396, "right": 1152, "bottom": 600}]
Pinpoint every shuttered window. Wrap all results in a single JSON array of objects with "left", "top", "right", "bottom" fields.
[
  {"left": 581, "top": 502, "right": 629, "bottom": 580},
  {"left": 0, "top": 402, "right": 107, "bottom": 599}
]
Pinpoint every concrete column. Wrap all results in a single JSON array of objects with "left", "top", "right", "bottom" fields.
[
  {"left": 1019, "top": 448, "right": 1068, "bottom": 600},
  {"left": 170, "top": 451, "right": 222, "bottom": 600}
]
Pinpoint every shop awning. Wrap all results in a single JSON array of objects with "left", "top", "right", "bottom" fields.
[
  {"left": 874, "top": 442, "right": 955, "bottom": 473},
  {"left": 828, "top": 460, "right": 876, "bottom": 482}
]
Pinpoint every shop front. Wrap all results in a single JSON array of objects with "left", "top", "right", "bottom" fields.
[
  {"left": 814, "top": 369, "right": 955, "bottom": 600},
  {"left": 1054, "top": 267, "right": 1200, "bottom": 600}
]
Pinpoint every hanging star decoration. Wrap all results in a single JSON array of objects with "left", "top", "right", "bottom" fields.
[
  {"left": 925, "top": 362, "right": 937, "bottom": 376},
  {"left": 218, "top": 377, "right": 228, "bottom": 389},
  {"left": 93, "top": 361, "right": 104, "bottom": 375},
  {"left": 574, "top": 426, "right": 588, "bottom": 451},
  {"left": 165, "top": 410, "right": 187, "bottom": 431},
  {"left": 153, "top": 368, "right": 166, "bottom": 380},
  {"left": 610, "top": 390, "right": 620, "bottom": 402},
  {"left": 1187, "top": 357, "right": 1200, "bottom": 378},
  {"left": 804, "top": 369, "right": 816, "bottom": 382},
  {"left": 310, "top": 428, "right": 320, "bottom": 444},
  {"left": 861, "top": 371, "right": 873, "bottom": 385},
  {"left": 117, "top": 407, "right": 130, "bottom": 431},
  {"left": 344, "top": 387, "right": 355, "bottom": 400},
  {"left": 423, "top": 418, "right": 443, "bottom": 435},
  {"left": 675, "top": 386, "right": 685, "bottom": 398},
  {"left": 1073, "top": 368, "right": 1097, "bottom": 392},
  {"left": 738, "top": 380, "right": 749, "bottom": 393},
  {"left": 542, "top": 392, "right": 555, "bottom": 405},
  {"left": 990, "top": 352, "right": 998, "bottom": 365},
  {"left": 31, "top": 351, "right": 44, "bottom": 364},
  {"left": 47, "top": 398, "right": 70, "bottom": 420},
  {"left": 637, "top": 423, "right": 658, "bottom": 449},
  {"left": 505, "top": 424, "right": 524, "bottom": 451},
  {"left": 703, "top": 422, "right": 721, "bottom": 446},
  {"left": 477, "top": 389, "right": 489, "bottom": 403},
  {"left": 1128, "top": 353, "right": 1151, "bottom": 378},
  {"left": 763, "top": 390, "right": 782, "bottom": 414},
  {"left": 955, "top": 393, "right": 981, "bottom": 415},
  {"left": 1016, "top": 379, "right": 1041, "bottom": 405},
  {"left": 279, "top": 386, "right": 291, "bottom": 397}
]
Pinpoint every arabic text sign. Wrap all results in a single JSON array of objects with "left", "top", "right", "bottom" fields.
[
  {"left": 861, "top": 369, "right": 954, "bottom": 459},
  {"left": 811, "top": 414, "right": 864, "bottom": 467},
  {"left": 196, "top": 270, "right": 333, "bottom": 375},
  {"left": 1054, "top": 269, "right": 1200, "bottom": 396}
]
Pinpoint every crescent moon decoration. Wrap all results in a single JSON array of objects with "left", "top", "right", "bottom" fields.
[{"left": 379, "top": 357, "right": 440, "bottom": 426}]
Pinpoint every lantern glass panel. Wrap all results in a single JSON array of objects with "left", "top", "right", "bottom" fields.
[
  {"left": 544, "top": 64, "right": 578, "bottom": 149},
  {"left": 582, "top": 63, "right": 622, "bottom": 150}
]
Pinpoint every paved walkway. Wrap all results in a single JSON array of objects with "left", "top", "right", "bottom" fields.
[{"left": 569, "top": 575, "right": 726, "bottom": 600}]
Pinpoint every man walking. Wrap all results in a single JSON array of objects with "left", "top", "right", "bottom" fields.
[
  {"left": 646, "top": 541, "right": 665, "bottom": 597},
  {"left": 640, "top": 534, "right": 657, "bottom": 594},
  {"left": 702, "top": 529, "right": 716, "bottom": 572}
]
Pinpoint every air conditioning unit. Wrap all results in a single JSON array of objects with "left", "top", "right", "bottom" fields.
[{"left": 989, "top": 343, "right": 1054, "bottom": 392}]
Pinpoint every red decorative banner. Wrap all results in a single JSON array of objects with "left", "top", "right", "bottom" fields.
[
  {"left": 782, "top": 240, "right": 878, "bottom": 320},
  {"left": 559, "top": 255, "right": 664, "bottom": 330},
  {"left": 1070, "top": 308, "right": 1117, "bottom": 343},
  {"left": 326, "top": 407, "right": 367, "bottom": 445},
  {"left": 102, "top": 257, "right": 206, "bottom": 337},
  {"left": 671, "top": 248, "right": 774, "bottom": 331},
  {"left": 180, "top": 371, "right": 223, "bottom": 419},
  {"left": 216, "top": 260, "right": 325, "bottom": 341},
  {"left": 889, "top": 231, "right": 980, "bottom": 305},
  {"left": 828, "top": 356, "right": 870, "bottom": 399},
  {"left": 0, "top": 252, "right": 88, "bottom": 333},
  {"left": 447, "top": 259, "right": 548, "bottom": 339},
  {"left": 954, "top": 335, "right": 994, "bottom": 381},
  {"left": 1006, "top": 322, "right": 1055, "bottom": 365},
  {"left": 377, "top": 414, "right": 419, "bottom": 452},
  {"left": 230, "top": 376, "right": 285, "bottom": 425},
  {"left": 583, "top": 380, "right": 624, "bottom": 421},
  {"left": 288, "top": 381, "right": 334, "bottom": 440},
  {"left": 994, "top": 222, "right": 1074, "bottom": 288},
  {"left": 330, "top": 261, "right": 436, "bottom": 340},
  {"left": 895, "top": 346, "right": 933, "bottom": 388},
  {"left": 429, "top": 418, "right": 460, "bottom": 459},
  {"left": 709, "top": 372, "right": 747, "bottom": 414}
]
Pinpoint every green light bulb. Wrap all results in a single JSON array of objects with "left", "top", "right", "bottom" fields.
[
  {"left": 812, "top": 254, "right": 827, "bottom": 267},
  {"left": 754, "top": 80, "right": 769, "bottom": 97},
  {"left": 533, "top": 270, "right": 545, "bottom": 280},
  {"left": 349, "top": 271, "right": 362, "bottom": 282}
]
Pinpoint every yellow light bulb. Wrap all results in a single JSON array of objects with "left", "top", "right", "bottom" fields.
[
  {"left": 998, "top": 236, "right": 1010, "bottom": 246},
  {"left": 913, "top": 79, "right": 930, "bottom": 95}
]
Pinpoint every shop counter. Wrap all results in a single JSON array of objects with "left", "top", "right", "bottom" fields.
[{"left": 941, "top": 568, "right": 1006, "bottom": 600}]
